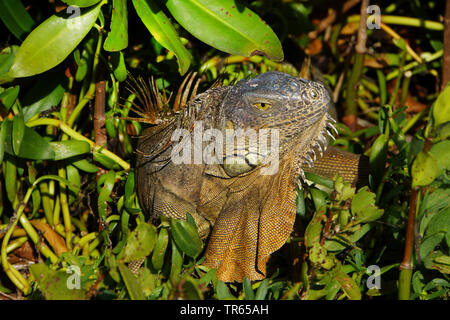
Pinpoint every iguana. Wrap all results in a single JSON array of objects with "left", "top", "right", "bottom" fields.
[{"left": 135, "top": 71, "right": 369, "bottom": 282}]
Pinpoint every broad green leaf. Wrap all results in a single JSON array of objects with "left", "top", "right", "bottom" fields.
[
  {"left": 117, "top": 262, "right": 146, "bottom": 300},
  {"left": 74, "top": 36, "right": 95, "bottom": 82},
  {"left": 61, "top": 0, "right": 102, "bottom": 8},
  {"left": 169, "top": 239, "right": 183, "bottom": 285},
  {"left": 12, "top": 114, "right": 25, "bottom": 155},
  {"left": 254, "top": 278, "right": 269, "bottom": 300},
  {"left": 104, "top": 0, "right": 128, "bottom": 51},
  {"left": 93, "top": 152, "right": 122, "bottom": 169},
  {"left": 110, "top": 51, "right": 127, "bottom": 82},
  {"left": 0, "top": 85, "right": 19, "bottom": 110},
  {"left": 22, "top": 70, "right": 67, "bottom": 121},
  {"left": 243, "top": 277, "right": 255, "bottom": 300},
  {"left": 165, "top": 0, "right": 284, "bottom": 61},
  {"left": 97, "top": 170, "right": 115, "bottom": 220},
  {"left": 216, "top": 281, "right": 234, "bottom": 299},
  {"left": 420, "top": 233, "right": 444, "bottom": 259},
  {"left": 151, "top": 227, "right": 169, "bottom": 270},
  {"left": 0, "top": 46, "right": 19, "bottom": 84},
  {"left": 351, "top": 186, "right": 384, "bottom": 223},
  {"left": 29, "top": 263, "right": 86, "bottom": 300},
  {"left": 0, "top": 0, "right": 34, "bottom": 41},
  {"left": 424, "top": 251, "right": 450, "bottom": 274},
  {"left": 4, "top": 156, "right": 18, "bottom": 203},
  {"left": 426, "top": 207, "right": 450, "bottom": 237},
  {"left": 369, "top": 134, "right": 388, "bottom": 185},
  {"left": 411, "top": 151, "right": 439, "bottom": 188},
  {"left": 132, "top": 0, "right": 191, "bottom": 75},
  {"left": 429, "top": 140, "right": 450, "bottom": 177},
  {"left": 9, "top": 3, "right": 102, "bottom": 78},
  {"left": 170, "top": 218, "right": 203, "bottom": 258},
  {"left": 334, "top": 266, "right": 361, "bottom": 300},
  {"left": 122, "top": 223, "right": 157, "bottom": 262},
  {"left": 50, "top": 140, "right": 91, "bottom": 160},
  {"left": 433, "top": 84, "right": 450, "bottom": 127},
  {"left": 136, "top": 268, "right": 157, "bottom": 297},
  {"left": 310, "top": 187, "right": 327, "bottom": 211},
  {"left": 71, "top": 157, "right": 99, "bottom": 173},
  {"left": 304, "top": 207, "right": 326, "bottom": 247}
]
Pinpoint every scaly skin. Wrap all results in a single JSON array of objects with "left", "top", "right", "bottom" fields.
[{"left": 136, "top": 71, "right": 367, "bottom": 282}]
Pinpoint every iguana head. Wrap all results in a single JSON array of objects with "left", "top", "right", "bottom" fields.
[{"left": 216, "top": 71, "right": 336, "bottom": 179}]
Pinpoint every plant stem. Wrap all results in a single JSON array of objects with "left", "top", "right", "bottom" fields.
[
  {"left": 347, "top": 14, "right": 444, "bottom": 31},
  {"left": 26, "top": 118, "right": 130, "bottom": 170},
  {"left": 398, "top": 188, "right": 418, "bottom": 300}
]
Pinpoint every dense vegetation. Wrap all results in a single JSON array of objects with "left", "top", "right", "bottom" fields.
[{"left": 0, "top": 0, "right": 449, "bottom": 300}]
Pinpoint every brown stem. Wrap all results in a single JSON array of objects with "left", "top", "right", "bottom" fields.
[
  {"left": 400, "top": 189, "right": 418, "bottom": 270},
  {"left": 94, "top": 76, "right": 107, "bottom": 148},
  {"left": 442, "top": 0, "right": 450, "bottom": 90}
]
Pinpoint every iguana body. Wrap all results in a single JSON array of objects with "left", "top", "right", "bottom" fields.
[{"left": 136, "top": 71, "right": 368, "bottom": 282}]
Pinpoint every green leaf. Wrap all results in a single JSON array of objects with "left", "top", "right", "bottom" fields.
[
  {"left": 304, "top": 207, "right": 326, "bottom": 248},
  {"left": 169, "top": 239, "right": 183, "bottom": 285},
  {"left": 426, "top": 207, "right": 450, "bottom": 237},
  {"left": 22, "top": 70, "right": 67, "bottom": 121},
  {"left": 61, "top": 0, "right": 102, "bottom": 8},
  {"left": 424, "top": 251, "right": 450, "bottom": 274},
  {"left": 429, "top": 140, "right": 450, "bottom": 177},
  {"left": 93, "top": 152, "right": 122, "bottom": 169},
  {"left": 71, "top": 157, "right": 99, "bottom": 173},
  {"left": 165, "top": 0, "right": 283, "bottom": 61},
  {"left": 0, "top": 46, "right": 19, "bottom": 84},
  {"left": 254, "top": 278, "right": 269, "bottom": 300},
  {"left": 411, "top": 151, "right": 439, "bottom": 188},
  {"left": 433, "top": 84, "right": 450, "bottom": 127},
  {"left": 29, "top": 263, "right": 86, "bottom": 300},
  {"left": 243, "top": 277, "right": 255, "bottom": 300},
  {"left": 151, "top": 227, "right": 169, "bottom": 270},
  {"left": 131, "top": 0, "right": 191, "bottom": 75},
  {"left": 97, "top": 170, "right": 116, "bottom": 220},
  {"left": 123, "top": 223, "right": 157, "bottom": 262},
  {"left": 117, "top": 262, "right": 146, "bottom": 300},
  {"left": 50, "top": 140, "right": 91, "bottom": 160},
  {"left": 12, "top": 114, "right": 25, "bottom": 155},
  {"left": 170, "top": 218, "right": 203, "bottom": 258},
  {"left": 0, "top": 85, "right": 19, "bottom": 110},
  {"left": 110, "top": 51, "right": 127, "bottom": 82},
  {"left": 420, "top": 233, "right": 445, "bottom": 259},
  {"left": 104, "top": 0, "right": 128, "bottom": 51},
  {"left": 334, "top": 265, "right": 361, "bottom": 300},
  {"left": 216, "top": 281, "right": 234, "bottom": 299},
  {"left": 9, "top": 3, "right": 102, "bottom": 78},
  {"left": 0, "top": 0, "right": 34, "bottom": 41},
  {"left": 351, "top": 186, "right": 384, "bottom": 223},
  {"left": 4, "top": 156, "right": 18, "bottom": 203}
]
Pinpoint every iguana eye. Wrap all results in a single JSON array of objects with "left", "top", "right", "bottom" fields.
[
  {"left": 309, "top": 89, "right": 319, "bottom": 99},
  {"left": 253, "top": 102, "right": 272, "bottom": 110}
]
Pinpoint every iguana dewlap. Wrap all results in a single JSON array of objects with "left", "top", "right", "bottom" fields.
[{"left": 136, "top": 71, "right": 367, "bottom": 282}]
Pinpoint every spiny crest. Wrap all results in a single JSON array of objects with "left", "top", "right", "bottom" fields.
[
  {"left": 296, "top": 114, "right": 337, "bottom": 182},
  {"left": 122, "top": 72, "right": 201, "bottom": 125}
]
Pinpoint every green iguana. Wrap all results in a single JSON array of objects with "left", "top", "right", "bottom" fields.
[{"left": 135, "top": 71, "right": 369, "bottom": 282}]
